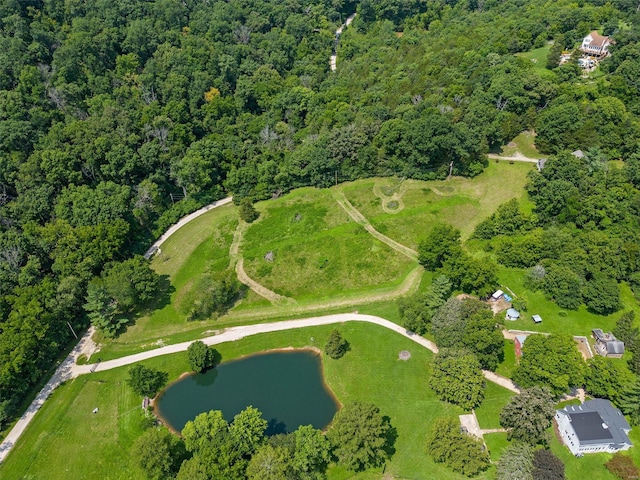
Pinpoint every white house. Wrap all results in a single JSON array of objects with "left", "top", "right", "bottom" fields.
[
  {"left": 555, "top": 399, "right": 633, "bottom": 455},
  {"left": 580, "top": 31, "right": 613, "bottom": 58}
]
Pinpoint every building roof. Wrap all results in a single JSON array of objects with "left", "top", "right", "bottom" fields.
[
  {"left": 558, "top": 399, "right": 632, "bottom": 448},
  {"left": 585, "top": 31, "right": 610, "bottom": 48},
  {"left": 492, "top": 290, "right": 504, "bottom": 299},
  {"left": 572, "top": 149, "right": 586, "bottom": 158},
  {"left": 606, "top": 340, "right": 625, "bottom": 355},
  {"left": 515, "top": 335, "right": 527, "bottom": 345},
  {"left": 532, "top": 314, "right": 542, "bottom": 323}
]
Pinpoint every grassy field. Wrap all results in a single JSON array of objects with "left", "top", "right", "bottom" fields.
[
  {"left": 242, "top": 187, "right": 415, "bottom": 299},
  {"left": 474, "top": 381, "right": 515, "bottom": 430},
  {"left": 339, "top": 161, "right": 534, "bottom": 246},
  {"left": 1, "top": 322, "right": 497, "bottom": 480},
  {"left": 496, "top": 267, "right": 636, "bottom": 337}
]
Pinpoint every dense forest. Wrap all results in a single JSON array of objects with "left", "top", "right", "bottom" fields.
[{"left": 2, "top": 0, "right": 640, "bottom": 428}]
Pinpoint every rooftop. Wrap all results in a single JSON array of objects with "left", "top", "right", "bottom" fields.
[{"left": 558, "top": 399, "right": 632, "bottom": 447}]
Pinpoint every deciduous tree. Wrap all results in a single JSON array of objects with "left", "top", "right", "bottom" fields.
[
  {"left": 430, "top": 349, "right": 485, "bottom": 410},
  {"left": 500, "top": 386, "right": 555, "bottom": 445},
  {"left": 126, "top": 364, "right": 168, "bottom": 398}
]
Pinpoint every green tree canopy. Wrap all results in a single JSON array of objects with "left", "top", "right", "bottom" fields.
[
  {"left": 126, "top": 364, "right": 168, "bottom": 398},
  {"left": 187, "top": 340, "right": 219, "bottom": 373},
  {"left": 418, "top": 222, "right": 461, "bottom": 271},
  {"left": 429, "top": 349, "right": 485, "bottom": 410},
  {"left": 327, "top": 401, "right": 393, "bottom": 472},
  {"left": 324, "top": 329, "right": 348, "bottom": 359},
  {"left": 500, "top": 386, "right": 555, "bottom": 445}
]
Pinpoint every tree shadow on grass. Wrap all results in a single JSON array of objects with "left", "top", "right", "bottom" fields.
[{"left": 383, "top": 416, "right": 398, "bottom": 461}]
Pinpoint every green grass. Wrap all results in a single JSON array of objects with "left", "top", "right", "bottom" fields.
[
  {"left": 242, "top": 188, "right": 415, "bottom": 299},
  {"left": 496, "top": 267, "right": 626, "bottom": 337},
  {"left": 484, "top": 432, "right": 510, "bottom": 462},
  {"left": 516, "top": 44, "right": 556, "bottom": 80},
  {"left": 1, "top": 322, "right": 506, "bottom": 480},
  {"left": 340, "top": 161, "right": 534, "bottom": 246},
  {"left": 493, "top": 130, "right": 540, "bottom": 159},
  {"left": 474, "top": 381, "right": 514, "bottom": 430},
  {"left": 496, "top": 339, "right": 518, "bottom": 379}
]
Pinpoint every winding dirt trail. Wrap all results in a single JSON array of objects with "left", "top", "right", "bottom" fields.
[
  {"left": 333, "top": 190, "right": 419, "bottom": 261},
  {"left": 229, "top": 221, "right": 294, "bottom": 305},
  {"left": 330, "top": 13, "right": 356, "bottom": 72}
]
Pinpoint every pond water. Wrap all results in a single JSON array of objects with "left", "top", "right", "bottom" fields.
[{"left": 155, "top": 349, "right": 340, "bottom": 434}]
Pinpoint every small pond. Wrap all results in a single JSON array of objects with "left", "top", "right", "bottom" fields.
[{"left": 155, "top": 349, "right": 339, "bottom": 434}]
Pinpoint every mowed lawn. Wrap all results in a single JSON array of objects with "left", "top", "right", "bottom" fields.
[
  {"left": 496, "top": 267, "right": 638, "bottom": 337},
  {"left": 339, "top": 161, "right": 534, "bottom": 248},
  {"left": 242, "top": 187, "right": 415, "bottom": 300},
  {"left": 1, "top": 322, "right": 496, "bottom": 480}
]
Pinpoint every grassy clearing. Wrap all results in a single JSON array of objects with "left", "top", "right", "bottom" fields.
[
  {"left": 493, "top": 130, "right": 540, "bottom": 158},
  {"left": 497, "top": 267, "right": 632, "bottom": 337},
  {"left": 516, "top": 45, "right": 556, "bottom": 80},
  {"left": 242, "top": 188, "right": 415, "bottom": 300},
  {"left": 340, "top": 161, "right": 534, "bottom": 246},
  {"left": 474, "top": 381, "right": 514, "bottom": 430},
  {"left": 1, "top": 322, "right": 504, "bottom": 480}
]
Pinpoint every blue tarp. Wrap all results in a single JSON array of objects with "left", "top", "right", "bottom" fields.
[{"left": 504, "top": 294, "right": 512, "bottom": 302}]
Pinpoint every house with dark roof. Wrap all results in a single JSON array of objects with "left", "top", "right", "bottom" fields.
[
  {"left": 556, "top": 399, "right": 633, "bottom": 455},
  {"left": 592, "top": 329, "right": 625, "bottom": 358},
  {"left": 581, "top": 31, "right": 613, "bottom": 58}
]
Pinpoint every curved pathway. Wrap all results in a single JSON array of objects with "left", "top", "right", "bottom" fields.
[
  {"left": 144, "top": 197, "right": 234, "bottom": 259},
  {"left": 330, "top": 13, "right": 356, "bottom": 72},
  {"left": 229, "top": 221, "right": 294, "bottom": 304},
  {"left": 333, "top": 191, "right": 418, "bottom": 261}
]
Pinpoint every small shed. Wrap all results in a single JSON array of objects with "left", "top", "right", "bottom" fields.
[
  {"left": 537, "top": 158, "right": 547, "bottom": 172},
  {"left": 506, "top": 308, "right": 520, "bottom": 321},
  {"left": 491, "top": 290, "right": 504, "bottom": 301},
  {"left": 515, "top": 335, "right": 527, "bottom": 359},
  {"left": 532, "top": 314, "right": 542, "bottom": 324}
]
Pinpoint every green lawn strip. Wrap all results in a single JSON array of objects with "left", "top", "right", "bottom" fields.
[
  {"left": 549, "top": 435, "right": 617, "bottom": 480},
  {"left": 493, "top": 130, "right": 540, "bottom": 158},
  {"left": 2, "top": 322, "right": 473, "bottom": 480},
  {"left": 340, "top": 162, "right": 534, "bottom": 246},
  {"left": 497, "top": 267, "right": 622, "bottom": 337},
  {"left": 496, "top": 339, "right": 518, "bottom": 379},
  {"left": 474, "top": 381, "right": 515, "bottom": 430},
  {"left": 483, "top": 432, "right": 510, "bottom": 462}
]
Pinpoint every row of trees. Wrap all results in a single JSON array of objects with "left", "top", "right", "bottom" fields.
[{"left": 133, "top": 401, "right": 394, "bottom": 479}]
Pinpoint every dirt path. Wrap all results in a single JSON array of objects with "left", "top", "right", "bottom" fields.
[
  {"left": 330, "top": 13, "right": 356, "bottom": 72},
  {"left": 229, "top": 221, "right": 294, "bottom": 305},
  {"left": 487, "top": 153, "right": 538, "bottom": 163},
  {"left": 0, "top": 327, "right": 97, "bottom": 464},
  {"left": 333, "top": 191, "right": 418, "bottom": 262},
  {"left": 144, "top": 197, "right": 233, "bottom": 259}
]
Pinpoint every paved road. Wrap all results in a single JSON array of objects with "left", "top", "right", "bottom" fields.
[{"left": 144, "top": 197, "right": 233, "bottom": 259}]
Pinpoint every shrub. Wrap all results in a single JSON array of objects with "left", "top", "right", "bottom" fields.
[
  {"left": 606, "top": 453, "right": 640, "bottom": 480},
  {"left": 325, "top": 330, "right": 348, "bottom": 359}
]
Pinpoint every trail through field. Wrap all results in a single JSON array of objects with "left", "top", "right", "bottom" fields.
[
  {"left": 487, "top": 152, "right": 538, "bottom": 163},
  {"left": 229, "top": 221, "right": 295, "bottom": 305},
  {"left": 333, "top": 190, "right": 419, "bottom": 262}
]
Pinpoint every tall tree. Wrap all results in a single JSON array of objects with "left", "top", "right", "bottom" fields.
[
  {"left": 500, "top": 386, "right": 555, "bottom": 445},
  {"left": 327, "top": 401, "right": 392, "bottom": 471},
  {"left": 418, "top": 223, "right": 461, "bottom": 271},
  {"left": 430, "top": 349, "right": 485, "bottom": 410}
]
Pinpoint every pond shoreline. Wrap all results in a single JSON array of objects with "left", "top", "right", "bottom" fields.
[{"left": 154, "top": 346, "right": 340, "bottom": 435}]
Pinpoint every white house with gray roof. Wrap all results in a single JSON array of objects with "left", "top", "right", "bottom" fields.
[{"left": 556, "top": 399, "right": 633, "bottom": 455}]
